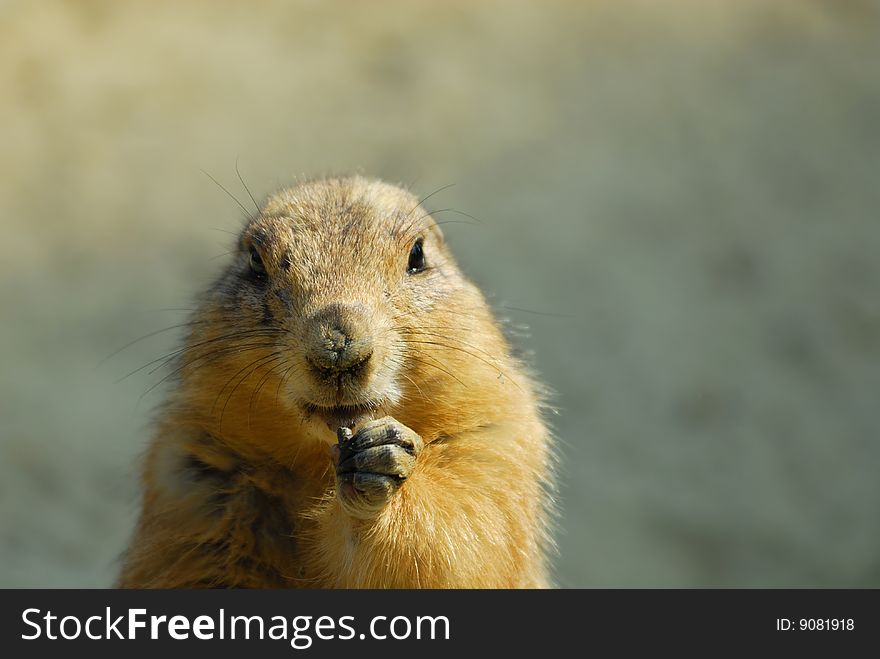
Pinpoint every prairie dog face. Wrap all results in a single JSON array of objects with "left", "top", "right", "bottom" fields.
[{"left": 198, "top": 176, "right": 460, "bottom": 440}]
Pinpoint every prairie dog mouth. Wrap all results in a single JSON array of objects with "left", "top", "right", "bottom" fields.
[{"left": 303, "top": 401, "right": 381, "bottom": 431}]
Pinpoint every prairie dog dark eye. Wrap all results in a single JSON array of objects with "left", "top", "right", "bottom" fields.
[
  {"left": 248, "top": 245, "right": 267, "bottom": 280},
  {"left": 407, "top": 238, "right": 426, "bottom": 274}
]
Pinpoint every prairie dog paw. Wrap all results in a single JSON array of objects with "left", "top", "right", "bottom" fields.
[{"left": 335, "top": 416, "right": 423, "bottom": 519}]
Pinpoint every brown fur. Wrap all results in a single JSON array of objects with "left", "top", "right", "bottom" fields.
[{"left": 117, "top": 176, "right": 554, "bottom": 588}]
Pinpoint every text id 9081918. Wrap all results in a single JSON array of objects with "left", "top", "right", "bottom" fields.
[{"left": 776, "top": 618, "right": 854, "bottom": 631}]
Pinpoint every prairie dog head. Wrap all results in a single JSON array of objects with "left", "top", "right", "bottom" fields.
[{"left": 184, "top": 176, "right": 497, "bottom": 446}]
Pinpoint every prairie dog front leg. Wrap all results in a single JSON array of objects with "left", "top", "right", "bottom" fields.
[{"left": 335, "top": 417, "right": 423, "bottom": 519}]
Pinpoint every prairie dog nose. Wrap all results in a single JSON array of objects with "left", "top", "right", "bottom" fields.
[{"left": 305, "top": 304, "right": 374, "bottom": 375}]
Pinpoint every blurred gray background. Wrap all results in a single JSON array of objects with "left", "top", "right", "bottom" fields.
[{"left": 1, "top": 0, "right": 878, "bottom": 587}]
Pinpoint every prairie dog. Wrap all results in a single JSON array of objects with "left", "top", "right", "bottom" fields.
[{"left": 117, "top": 176, "right": 554, "bottom": 588}]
